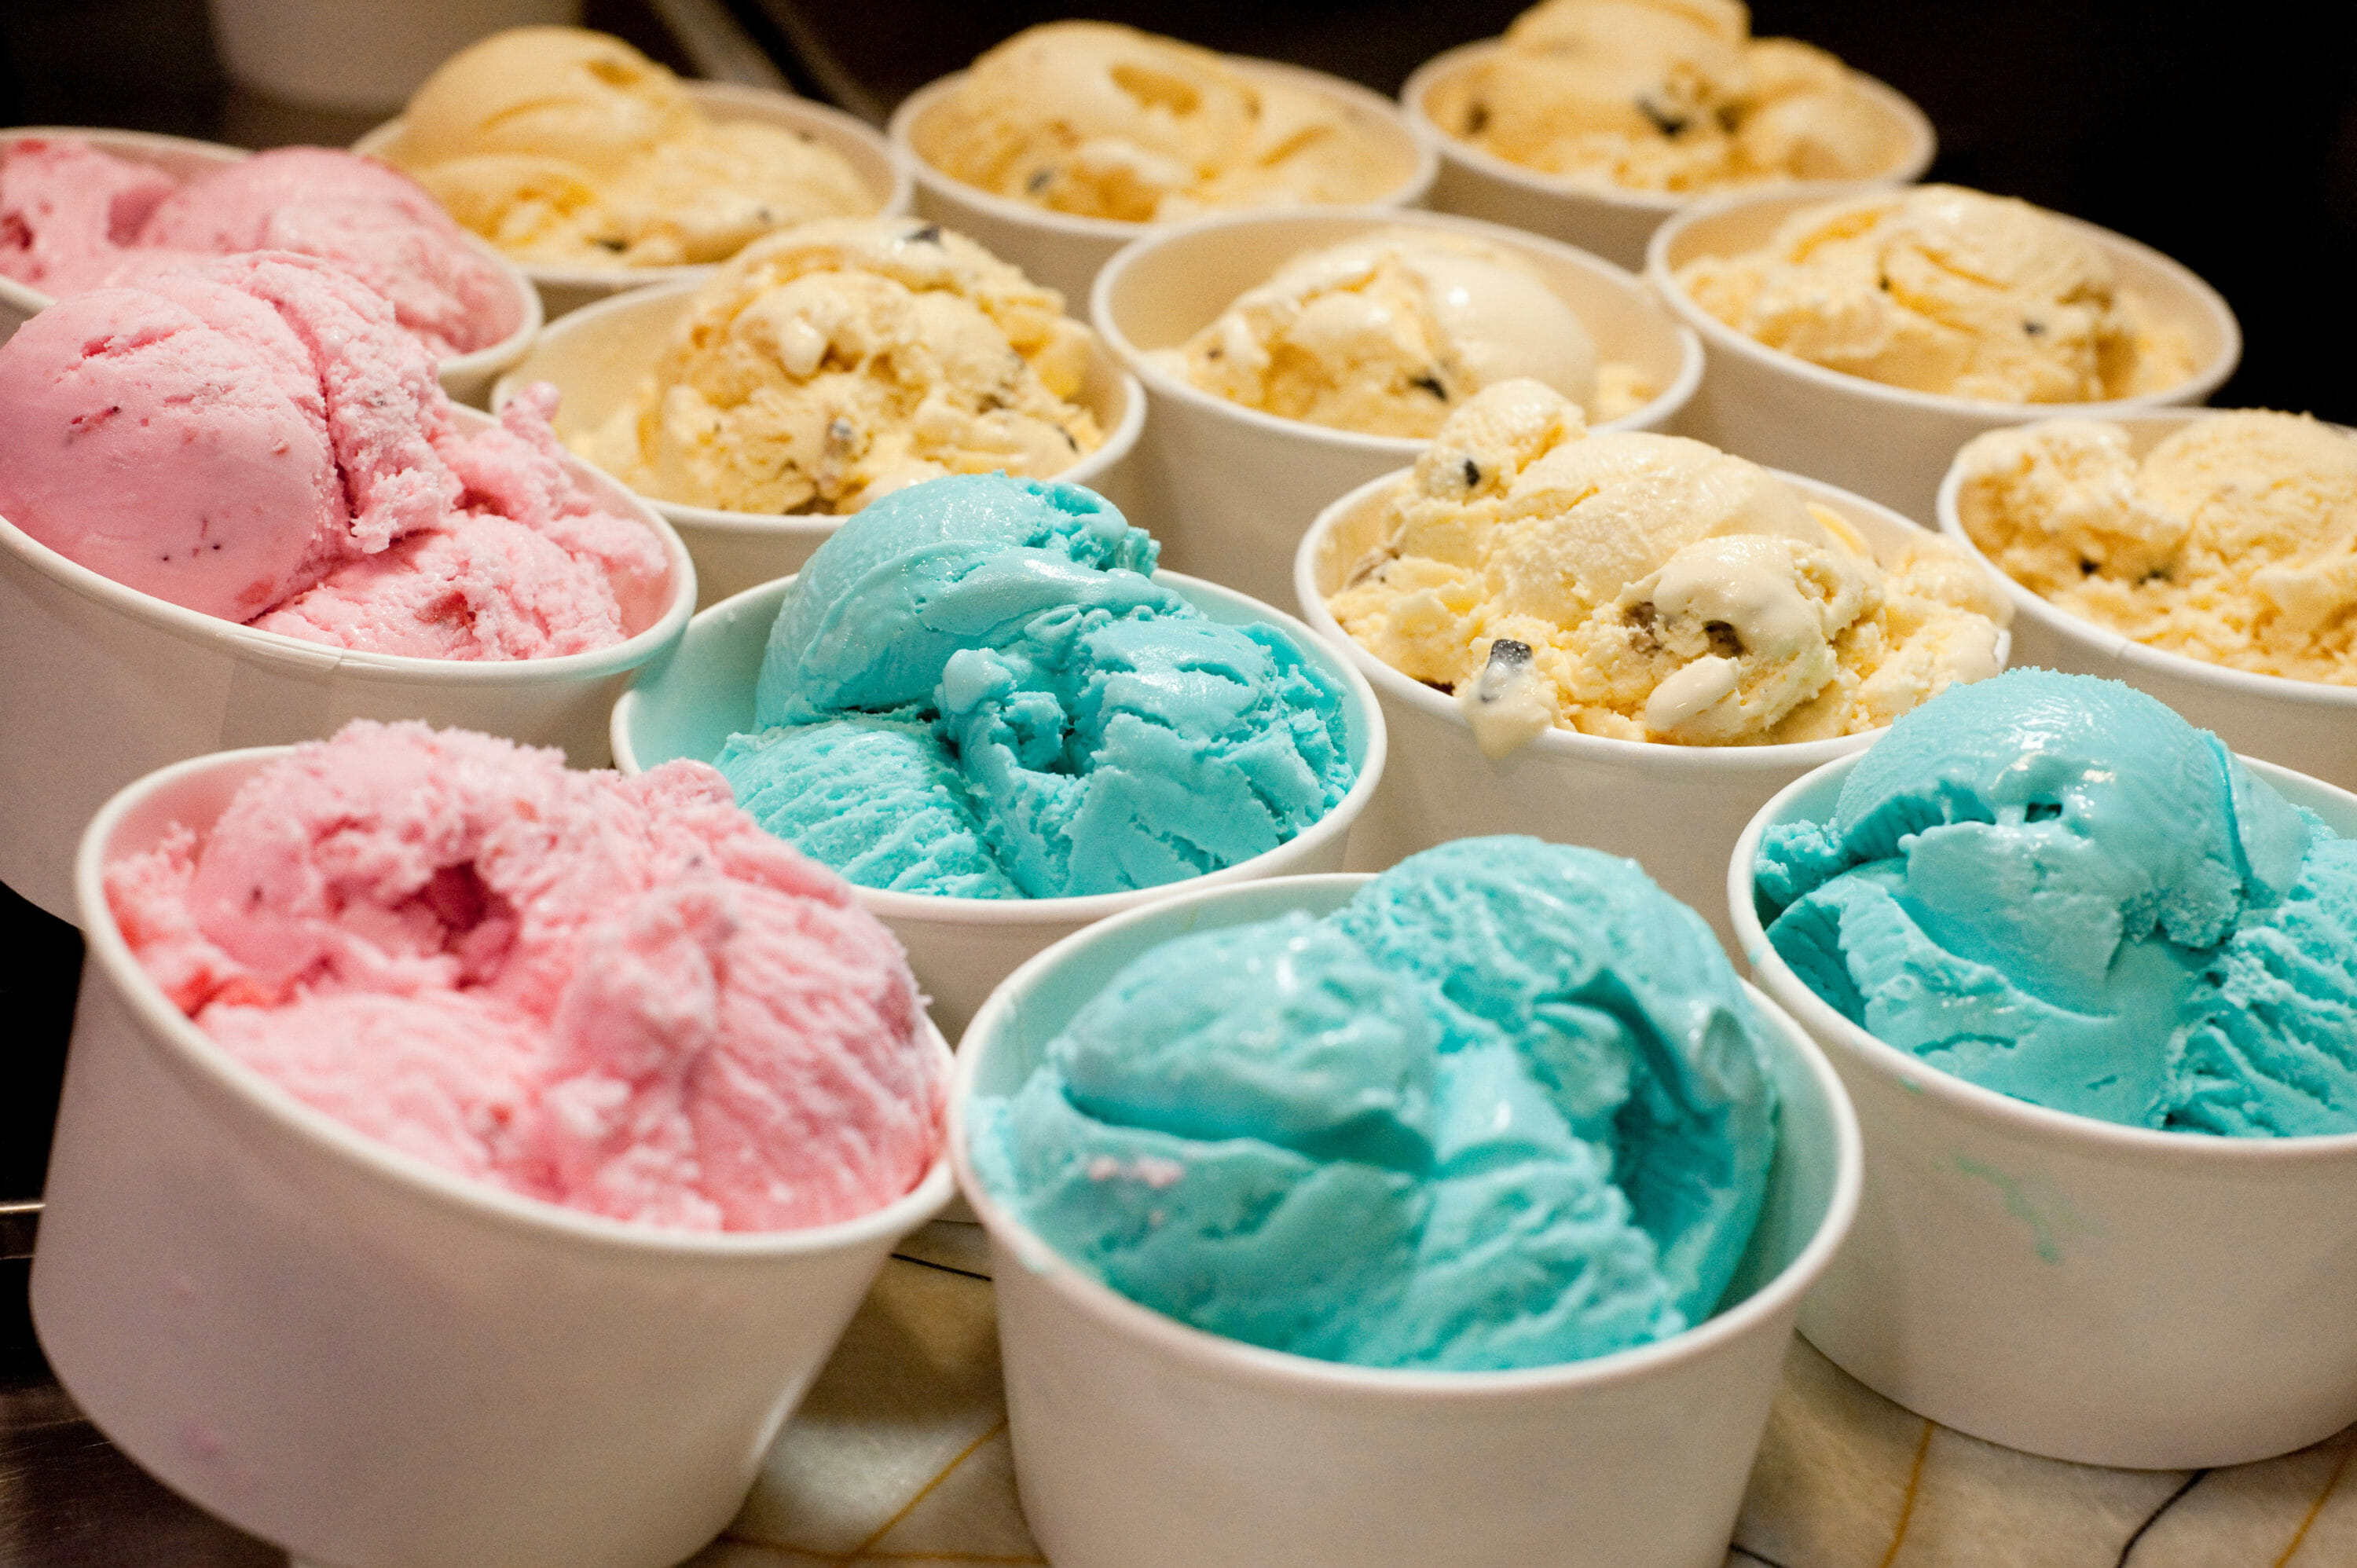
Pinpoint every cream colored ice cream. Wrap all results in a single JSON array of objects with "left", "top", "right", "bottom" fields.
[
  {"left": 1424, "top": 0, "right": 1908, "bottom": 192},
  {"left": 1159, "top": 226, "right": 1649, "bottom": 438},
  {"left": 386, "top": 27, "right": 876, "bottom": 269},
  {"left": 1329, "top": 379, "right": 2009, "bottom": 749},
  {"left": 914, "top": 22, "right": 1410, "bottom": 222},
  {"left": 582, "top": 217, "right": 1102, "bottom": 515},
  {"left": 1956, "top": 412, "right": 2357, "bottom": 686},
  {"left": 1677, "top": 185, "right": 2197, "bottom": 402}
]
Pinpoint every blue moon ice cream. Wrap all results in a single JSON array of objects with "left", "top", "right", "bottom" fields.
[
  {"left": 716, "top": 473, "right": 1357, "bottom": 899},
  {"left": 969, "top": 837, "right": 1781, "bottom": 1372},
  {"left": 1758, "top": 668, "right": 2357, "bottom": 1135}
]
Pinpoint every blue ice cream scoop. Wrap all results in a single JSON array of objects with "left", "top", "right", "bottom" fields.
[
  {"left": 1759, "top": 668, "right": 2357, "bottom": 1135},
  {"left": 719, "top": 474, "right": 1357, "bottom": 899},
  {"left": 970, "top": 838, "right": 1781, "bottom": 1372}
]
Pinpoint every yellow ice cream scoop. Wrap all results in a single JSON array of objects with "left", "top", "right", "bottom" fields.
[{"left": 387, "top": 27, "right": 877, "bottom": 269}]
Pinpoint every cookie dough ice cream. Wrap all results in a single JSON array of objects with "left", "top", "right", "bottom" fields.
[
  {"left": 1955, "top": 412, "right": 2357, "bottom": 686},
  {"left": 108, "top": 721, "right": 944, "bottom": 1229},
  {"left": 583, "top": 218, "right": 1102, "bottom": 515},
  {"left": 717, "top": 472, "right": 1356, "bottom": 899},
  {"left": 1161, "top": 225, "right": 1649, "bottom": 438},
  {"left": 1758, "top": 669, "right": 2357, "bottom": 1136},
  {"left": 1677, "top": 185, "right": 2197, "bottom": 402},
  {"left": 1326, "top": 380, "right": 2008, "bottom": 749},
  {"left": 1425, "top": 0, "right": 1908, "bottom": 192},
  {"left": 384, "top": 27, "right": 876, "bottom": 269},
  {"left": 914, "top": 22, "right": 1409, "bottom": 222},
  {"left": 970, "top": 836, "right": 1780, "bottom": 1369}
]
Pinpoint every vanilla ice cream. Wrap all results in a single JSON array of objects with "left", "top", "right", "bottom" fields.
[
  {"left": 1677, "top": 185, "right": 2196, "bottom": 402},
  {"left": 1956, "top": 412, "right": 2357, "bottom": 685},
  {"left": 386, "top": 27, "right": 875, "bottom": 269},
  {"left": 1329, "top": 379, "right": 2008, "bottom": 748},
  {"left": 581, "top": 218, "right": 1102, "bottom": 515},
  {"left": 1425, "top": 0, "right": 1908, "bottom": 192},
  {"left": 914, "top": 22, "right": 1408, "bottom": 222},
  {"left": 1160, "top": 226, "right": 1648, "bottom": 438}
]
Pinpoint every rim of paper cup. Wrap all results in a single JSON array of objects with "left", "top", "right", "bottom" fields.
[
  {"left": 354, "top": 82, "right": 915, "bottom": 295},
  {"left": 1644, "top": 187, "right": 2244, "bottom": 419},
  {"left": 948, "top": 870, "right": 1863, "bottom": 1397},
  {"left": 1728, "top": 746, "right": 2357, "bottom": 1166},
  {"left": 1932, "top": 410, "right": 2357, "bottom": 713},
  {"left": 610, "top": 568, "right": 1388, "bottom": 927},
  {"left": 1292, "top": 465, "right": 2013, "bottom": 774},
  {"left": 73, "top": 743, "right": 957, "bottom": 1256},
  {"left": 0, "top": 403, "right": 696, "bottom": 686},
  {"left": 886, "top": 59, "right": 1441, "bottom": 244},
  {"left": 1398, "top": 41, "right": 1937, "bottom": 215},
  {"left": 0, "top": 126, "right": 544, "bottom": 383},
  {"left": 492, "top": 274, "right": 1147, "bottom": 539},
  {"left": 1089, "top": 205, "right": 1706, "bottom": 452}
]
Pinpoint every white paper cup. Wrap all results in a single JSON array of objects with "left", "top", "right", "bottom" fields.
[
  {"left": 0, "top": 405, "right": 695, "bottom": 924},
  {"left": 610, "top": 570, "right": 1386, "bottom": 1042},
  {"left": 31, "top": 743, "right": 955, "bottom": 1567},
  {"left": 1934, "top": 409, "right": 2357, "bottom": 792},
  {"left": 1294, "top": 466, "right": 2008, "bottom": 951},
  {"left": 494, "top": 277, "right": 1146, "bottom": 608},
  {"left": 1398, "top": 41, "right": 1936, "bottom": 273},
  {"left": 950, "top": 871, "right": 1861, "bottom": 1568},
  {"left": 1091, "top": 207, "right": 1703, "bottom": 606},
  {"left": 1731, "top": 750, "right": 2357, "bottom": 1468},
  {"left": 357, "top": 83, "right": 915, "bottom": 321},
  {"left": 1646, "top": 187, "right": 2242, "bottom": 521},
  {"left": 888, "top": 59, "right": 1439, "bottom": 308},
  {"left": 0, "top": 126, "right": 541, "bottom": 408}
]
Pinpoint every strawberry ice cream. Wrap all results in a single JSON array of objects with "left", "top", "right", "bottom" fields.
[
  {"left": 0, "top": 251, "right": 666, "bottom": 658},
  {"left": 105, "top": 721, "right": 944, "bottom": 1232},
  {"left": 0, "top": 137, "right": 520, "bottom": 357}
]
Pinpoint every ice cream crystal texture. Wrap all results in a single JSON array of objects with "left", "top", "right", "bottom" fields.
[
  {"left": 0, "top": 252, "right": 668, "bottom": 658},
  {"left": 1677, "top": 185, "right": 2195, "bottom": 403},
  {"left": 385, "top": 27, "right": 876, "bottom": 269},
  {"left": 1956, "top": 412, "right": 2357, "bottom": 686},
  {"left": 0, "top": 137, "right": 519, "bottom": 357},
  {"left": 1425, "top": 0, "right": 1909, "bottom": 192},
  {"left": 108, "top": 721, "right": 944, "bottom": 1230},
  {"left": 583, "top": 218, "right": 1103, "bottom": 515},
  {"left": 716, "top": 473, "right": 1356, "bottom": 899},
  {"left": 1326, "top": 380, "right": 2008, "bottom": 751},
  {"left": 1758, "top": 669, "right": 2357, "bottom": 1136},
  {"left": 915, "top": 22, "right": 1409, "bottom": 222},
  {"left": 970, "top": 836, "right": 1780, "bottom": 1370},
  {"left": 1160, "top": 225, "right": 1649, "bottom": 437}
]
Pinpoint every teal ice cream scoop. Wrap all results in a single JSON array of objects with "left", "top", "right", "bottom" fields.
[
  {"left": 719, "top": 474, "right": 1357, "bottom": 899},
  {"left": 1760, "top": 668, "right": 2357, "bottom": 1135},
  {"left": 970, "top": 838, "right": 1781, "bottom": 1372}
]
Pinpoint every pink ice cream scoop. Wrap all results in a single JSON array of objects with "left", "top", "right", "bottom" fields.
[
  {"left": 106, "top": 720, "right": 945, "bottom": 1232},
  {"left": 0, "top": 251, "right": 666, "bottom": 657},
  {"left": 0, "top": 137, "right": 519, "bottom": 356}
]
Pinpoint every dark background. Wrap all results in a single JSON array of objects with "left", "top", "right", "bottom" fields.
[{"left": 1, "top": 0, "right": 2352, "bottom": 1234}]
